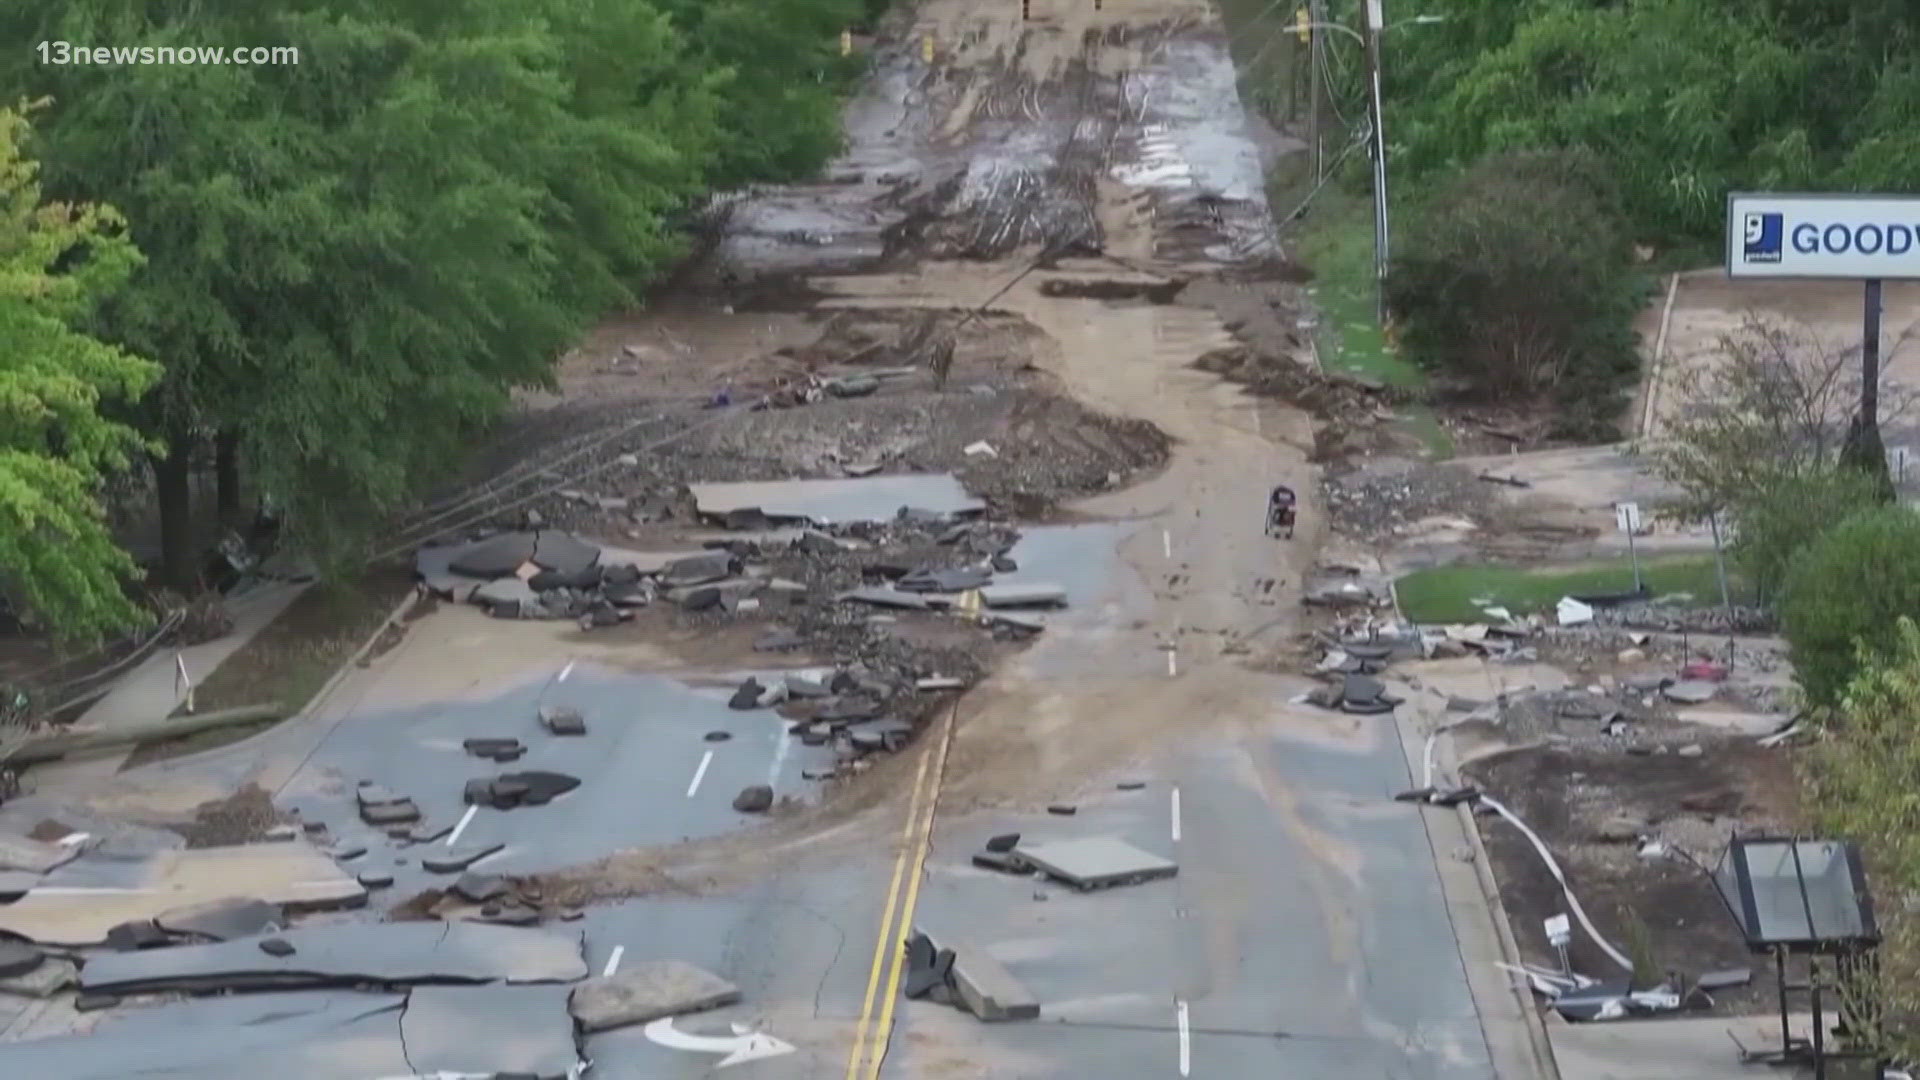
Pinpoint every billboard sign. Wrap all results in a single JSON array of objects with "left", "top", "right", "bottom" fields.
[{"left": 1727, "top": 193, "right": 1920, "bottom": 280}]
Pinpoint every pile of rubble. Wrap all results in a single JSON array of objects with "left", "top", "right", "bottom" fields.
[{"left": 726, "top": 662, "right": 973, "bottom": 789}]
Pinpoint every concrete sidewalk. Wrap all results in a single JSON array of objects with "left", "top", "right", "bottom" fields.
[
  {"left": 1548, "top": 1012, "right": 1814, "bottom": 1079},
  {"left": 32, "top": 581, "right": 307, "bottom": 789}
]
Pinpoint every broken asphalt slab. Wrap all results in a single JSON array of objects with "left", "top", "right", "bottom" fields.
[
  {"left": 908, "top": 926, "right": 1040, "bottom": 1022},
  {"left": 402, "top": 984, "right": 581, "bottom": 1077},
  {"left": 0, "top": 842, "right": 365, "bottom": 946},
  {"left": 568, "top": 959, "right": 740, "bottom": 1032},
  {"left": 1013, "top": 837, "right": 1178, "bottom": 891},
  {"left": 80, "top": 921, "right": 588, "bottom": 994},
  {"left": 690, "top": 474, "right": 985, "bottom": 526},
  {"left": 154, "top": 897, "right": 283, "bottom": 942}
]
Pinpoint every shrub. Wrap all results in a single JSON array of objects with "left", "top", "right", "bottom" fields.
[
  {"left": 1780, "top": 506, "right": 1920, "bottom": 708},
  {"left": 1729, "top": 465, "right": 1882, "bottom": 607},
  {"left": 1385, "top": 150, "right": 1647, "bottom": 438}
]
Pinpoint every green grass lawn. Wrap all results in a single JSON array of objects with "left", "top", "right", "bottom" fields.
[{"left": 1395, "top": 556, "right": 1735, "bottom": 624}]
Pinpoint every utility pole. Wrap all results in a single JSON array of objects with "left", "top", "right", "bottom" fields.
[
  {"left": 1307, "top": 0, "right": 1324, "bottom": 182},
  {"left": 1362, "top": 0, "right": 1389, "bottom": 324}
]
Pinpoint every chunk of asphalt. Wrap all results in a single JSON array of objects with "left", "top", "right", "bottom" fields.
[
  {"left": 531, "top": 531, "right": 601, "bottom": 576},
  {"left": 502, "top": 771, "right": 580, "bottom": 806},
  {"left": 464, "top": 779, "right": 498, "bottom": 807},
  {"left": 1663, "top": 680, "right": 1718, "bottom": 705},
  {"left": 489, "top": 779, "right": 531, "bottom": 808},
  {"left": 912, "top": 926, "right": 1039, "bottom": 1022},
  {"left": 1117, "top": 781, "right": 1147, "bottom": 791},
  {"left": 660, "top": 551, "right": 736, "bottom": 588},
  {"left": 1341, "top": 698, "right": 1395, "bottom": 715},
  {"left": 1046, "top": 804, "right": 1077, "bottom": 816},
  {"left": 568, "top": 960, "right": 741, "bottom": 1033},
  {"left": 423, "top": 844, "right": 505, "bottom": 874},
  {"left": 704, "top": 731, "right": 733, "bottom": 743},
  {"left": 155, "top": 898, "right": 282, "bottom": 942},
  {"left": 355, "top": 782, "right": 406, "bottom": 809},
  {"left": 0, "top": 955, "right": 74, "bottom": 997},
  {"left": 732, "top": 785, "right": 775, "bottom": 814},
  {"left": 358, "top": 871, "right": 395, "bottom": 889},
  {"left": 449, "top": 532, "right": 536, "bottom": 578},
  {"left": 528, "top": 565, "right": 602, "bottom": 592},
  {"left": 74, "top": 992, "right": 121, "bottom": 1012},
  {"left": 538, "top": 706, "right": 587, "bottom": 736},
  {"left": 104, "top": 920, "right": 172, "bottom": 952},
  {"left": 0, "top": 939, "right": 44, "bottom": 979},
  {"left": 463, "top": 737, "right": 524, "bottom": 759},
  {"left": 1342, "top": 674, "right": 1386, "bottom": 703},
  {"left": 985, "top": 833, "right": 1020, "bottom": 853},
  {"left": 971, "top": 851, "right": 1029, "bottom": 875},
  {"left": 258, "top": 938, "right": 296, "bottom": 957},
  {"left": 729, "top": 678, "right": 765, "bottom": 710},
  {"left": 360, "top": 799, "right": 422, "bottom": 826},
  {"left": 785, "top": 675, "right": 831, "bottom": 698},
  {"left": 452, "top": 873, "right": 508, "bottom": 904},
  {"left": 905, "top": 933, "right": 935, "bottom": 976}
]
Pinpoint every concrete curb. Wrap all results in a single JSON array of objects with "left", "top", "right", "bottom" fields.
[{"left": 1443, "top": 736, "right": 1563, "bottom": 1080}]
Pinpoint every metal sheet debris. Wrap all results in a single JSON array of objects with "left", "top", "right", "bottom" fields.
[
  {"left": 79, "top": 921, "right": 587, "bottom": 993},
  {"left": 0, "top": 842, "right": 365, "bottom": 946},
  {"left": 690, "top": 474, "right": 985, "bottom": 525}
]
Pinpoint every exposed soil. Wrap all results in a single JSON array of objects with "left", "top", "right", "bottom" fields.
[
  {"left": 169, "top": 783, "right": 287, "bottom": 848},
  {"left": 1466, "top": 741, "right": 1806, "bottom": 1013}
]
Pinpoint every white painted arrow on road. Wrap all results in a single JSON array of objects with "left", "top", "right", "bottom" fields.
[{"left": 643, "top": 1017, "right": 795, "bottom": 1068}]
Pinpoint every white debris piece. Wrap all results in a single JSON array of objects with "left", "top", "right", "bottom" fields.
[
  {"left": 1555, "top": 597, "right": 1595, "bottom": 626},
  {"left": 962, "top": 441, "right": 998, "bottom": 458}
]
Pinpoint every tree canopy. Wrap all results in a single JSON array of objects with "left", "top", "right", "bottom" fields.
[
  {"left": 0, "top": 0, "right": 871, "bottom": 591},
  {"left": 1331, "top": 0, "right": 1920, "bottom": 243},
  {"left": 0, "top": 105, "right": 158, "bottom": 643}
]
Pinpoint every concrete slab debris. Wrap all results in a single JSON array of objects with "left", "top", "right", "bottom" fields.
[
  {"left": 155, "top": 897, "right": 282, "bottom": 942},
  {"left": 907, "top": 927, "right": 1039, "bottom": 1022},
  {"left": 839, "top": 587, "right": 931, "bottom": 610},
  {"left": 358, "top": 872, "right": 394, "bottom": 889},
  {"left": 690, "top": 474, "right": 984, "bottom": 526},
  {"left": 475, "top": 576, "right": 538, "bottom": 616},
  {"left": 0, "top": 842, "right": 366, "bottom": 946},
  {"left": 79, "top": 921, "right": 587, "bottom": 994},
  {"left": 402, "top": 985, "right": 581, "bottom": 1078},
  {"left": 985, "top": 833, "right": 1020, "bottom": 852},
  {"left": 1663, "top": 680, "right": 1718, "bottom": 704},
  {"left": 978, "top": 583, "right": 1067, "bottom": 609},
  {"left": 971, "top": 851, "right": 1029, "bottom": 875},
  {"left": 104, "top": 918, "right": 172, "bottom": 951},
  {"left": 1014, "top": 837, "right": 1179, "bottom": 891},
  {"left": 452, "top": 873, "right": 509, "bottom": 903},
  {"left": 464, "top": 737, "right": 526, "bottom": 761},
  {"left": 424, "top": 844, "right": 505, "bottom": 874},
  {"left": 659, "top": 551, "right": 736, "bottom": 587},
  {"left": 568, "top": 959, "right": 740, "bottom": 1033}
]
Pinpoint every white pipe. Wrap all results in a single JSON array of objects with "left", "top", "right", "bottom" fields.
[{"left": 1479, "top": 795, "right": 1634, "bottom": 973}]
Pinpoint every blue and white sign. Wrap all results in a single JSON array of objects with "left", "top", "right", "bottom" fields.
[{"left": 1728, "top": 193, "right": 1920, "bottom": 280}]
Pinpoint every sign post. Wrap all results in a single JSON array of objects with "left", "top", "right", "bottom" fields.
[
  {"left": 1891, "top": 445, "right": 1911, "bottom": 485},
  {"left": 1615, "top": 501, "right": 1643, "bottom": 593},
  {"left": 1544, "top": 913, "right": 1572, "bottom": 977}
]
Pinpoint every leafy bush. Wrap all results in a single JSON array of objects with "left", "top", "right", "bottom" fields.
[
  {"left": 1384, "top": 150, "right": 1645, "bottom": 438},
  {"left": 1730, "top": 465, "right": 1882, "bottom": 607},
  {"left": 1807, "top": 616, "right": 1920, "bottom": 1064},
  {"left": 1780, "top": 506, "right": 1920, "bottom": 707}
]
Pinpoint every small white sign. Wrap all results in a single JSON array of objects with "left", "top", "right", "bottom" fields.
[
  {"left": 1544, "top": 913, "right": 1571, "bottom": 946},
  {"left": 1614, "top": 502, "right": 1642, "bottom": 534}
]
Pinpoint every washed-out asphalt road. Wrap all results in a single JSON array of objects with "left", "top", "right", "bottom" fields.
[{"left": 15, "top": 0, "right": 1536, "bottom": 1075}]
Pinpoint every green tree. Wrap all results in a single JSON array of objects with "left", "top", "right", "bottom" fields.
[
  {"left": 0, "top": 106, "right": 159, "bottom": 642},
  {"left": 1806, "top": 616, "right": 1920, "bottom": 1063},
  {"left": 1385, "top": 150, "right": 1644, "bottom": 436},
  {"left": 1780, "top": 507, "right": 1920, "bottom": 708},
  {"left": 1728, "top": 465, "right": 1881, "bottom": 607},
  {"left": 2, "top": 1, "right": 721, "bottom": 585}
]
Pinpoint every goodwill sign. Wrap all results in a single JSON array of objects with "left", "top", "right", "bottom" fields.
[{"left": 1727, "top": 193, "right": 1920, "bottom": 280}]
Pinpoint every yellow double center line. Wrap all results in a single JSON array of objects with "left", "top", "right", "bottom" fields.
[{"left": 844, "top": 702, "right": 957, "bottom": 1080}]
